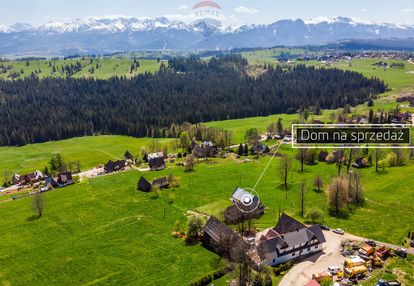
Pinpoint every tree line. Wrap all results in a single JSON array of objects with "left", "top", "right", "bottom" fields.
[{"left": 0, "top": 55, "right": 386, "bottom": 146}]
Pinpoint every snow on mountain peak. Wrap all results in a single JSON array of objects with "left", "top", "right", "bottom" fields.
[
  {"left": 32, "top": 16, "right": 191, "bottom": 33},
  {"left": 1, "top": 16, "right": 413, "bottom": 36},
  {"left": 305, "top": 16, "right": 374, "bottom": 26},
  {"left": 0, "top": 24, "right": 12, "bottom": 33}
]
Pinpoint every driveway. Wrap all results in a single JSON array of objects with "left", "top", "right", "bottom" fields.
[
  {"left": 279, "top": 231, "right": 366, "bottom": 286},
  {"left": 279, "top": 231, "right": 414, "bottom": 286}
]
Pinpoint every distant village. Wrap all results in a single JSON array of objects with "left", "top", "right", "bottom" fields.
[{"left": 278, "top": 51, "right": 414, "bottom": 66}]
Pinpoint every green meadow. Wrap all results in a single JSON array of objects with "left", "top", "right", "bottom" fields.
[
  {"left": 0, "top": 58, "right": 161, "bottom": 80},
  {"left": 0, "top": 136, "right": 173, "bottom": 182},
  {"left": 1, "top": 148, "right": 414, "bottom": 285},
  {"left": 0, "top": 170, "right": 220, "bottom": 286}
]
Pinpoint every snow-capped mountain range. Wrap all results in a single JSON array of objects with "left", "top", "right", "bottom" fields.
[{"left": 0, "top": 16, "right": 413, "bottom": 55}]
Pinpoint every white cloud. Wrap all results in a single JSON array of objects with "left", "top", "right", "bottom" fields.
[
  {"left": 234, "top": 6, "right": 259, "bottom": 14},
  {"left": 177, "top": 4, "right": 189, "bottom": 11},
  {"left": 226, "top": 14, "right": 243, "bottom": 26},
  {"left": 361, "top": 9, "right": 367, "bottom": 13},
  {"left": 402, "top": 8, "right": 414, "bottom": 13}
]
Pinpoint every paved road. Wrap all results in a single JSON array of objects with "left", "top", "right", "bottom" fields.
[{"left": 279, "top": 231, "right": 414, "bottom": 286}]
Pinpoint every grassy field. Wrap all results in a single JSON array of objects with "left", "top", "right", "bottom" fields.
[
  {"left": 241, "top": 48, "right": 308, "bottom": 63},
  {"left": 0, "top": 58, "right": 161, "bottom": 80},
  {"left": 1, "top": 148, "right": 414, "bottom": 284},
  {"left": 0, "top": 135, "right": 174, "bottom": 183},
  {"left": 0, "top": 170, "right": 220, "bottom": 286}
]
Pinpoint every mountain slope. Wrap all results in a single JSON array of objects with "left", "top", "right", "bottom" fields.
[{"left": 0, "top": 16, "right": 413, "bottom": 55}]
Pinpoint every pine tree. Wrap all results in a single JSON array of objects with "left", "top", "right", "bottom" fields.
[{"left": 237, "top": 143, "right": 244, "bottom": 156}]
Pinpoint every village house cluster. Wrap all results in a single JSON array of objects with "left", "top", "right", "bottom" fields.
[
  {"left": 203, "top": 212, "right": 326, "bottom": 269},
  {"left": 11, "top": 170, "right": 74, "bottom": 194}
]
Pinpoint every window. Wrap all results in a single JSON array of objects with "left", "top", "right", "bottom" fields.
[
  {"left": 307, "top": 247, "right": 310, "bottom": 251},
  {"left": 292, "top": 252, "right": 295, "bottom": 257},
  {"left": 315, "top": 245, "right": 318, "bottom": 249},
  {"left": 272, "top": 259, "right": 275, "bottom": 263}
]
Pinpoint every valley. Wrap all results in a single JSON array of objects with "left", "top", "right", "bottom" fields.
[{"left": 0, "top": 51, "right": 413, "bottom": 285}]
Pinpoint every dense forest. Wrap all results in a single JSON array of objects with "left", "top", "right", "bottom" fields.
[{"left": 0, "top": 55, "right": 386, "bottom": 146}]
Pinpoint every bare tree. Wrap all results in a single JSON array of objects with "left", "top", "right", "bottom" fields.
[
  {"left": 334, "top": 150, "right": 345, "bottom": 175},
  {"left": 279, "top": 156, "right": 292, "bottom": 190},
  {"left": 328, "top": 176, "right": 348, "bottom": 214},
  {"left": 32, "top": 192, "right": 45, "bottom": 218},
  {"left": 313, "top": 175, "right": 324, "bottom": 192},
  {"left": 2, "top": 170, "right": 12, "bottom": 187},
  {"left": 296, "top": 149, "right": 308, "bottom": 172},
  {"left": 345, "top": 148, "right": 359, "bottom": 173},
  {"left": 185, "top": 155, "right": 194, "bottom": 172},
  {"left": 300, "top": 181, "right": 305, "bottom": 218},
  {"left": 348, "top": 172, "right": 364, "bottom": 204},
  {"left": 374, "top": 149, "right": 385, "bottom": 172},
  {"left": 393, "top": 149, "right": 407, "bottom": 166}
]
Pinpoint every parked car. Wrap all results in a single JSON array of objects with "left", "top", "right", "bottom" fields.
[
  {"left": 340, "top": 278, "right": 353, "bottom": 286},
  {"left": 320, "top": 225, "right": 330, "bottom": 231},
  {"left": 328, "top": 266, "right": 341, "bottom": 275},
  {"left": 395, "top": 248, "right": 407, "bottom": 258},
  {"left": 365, "top": 240, "right": 376, "bottom": 247},
  {"left": 333, "top": 228, "right": 345, "bottom": 235},
  {"left": 376, "top": 279, "right": 401, "bottom": 286}
]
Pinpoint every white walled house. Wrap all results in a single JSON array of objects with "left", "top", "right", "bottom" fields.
[{"left": 255, "top": 214, "right": 326, "bottom": 267}]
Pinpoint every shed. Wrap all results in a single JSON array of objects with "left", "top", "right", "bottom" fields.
[
  {"left": 137, "top": 176, "right": 152, "bottom": 192},
  {"left": 57, "top": 172, "right": 74, "bottom": 186},
  {"left": 152, "top": 177, "right": 170, "bottom": 189}
]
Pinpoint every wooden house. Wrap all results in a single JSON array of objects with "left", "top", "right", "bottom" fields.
[
  {"left": 152, "top": 177, "right": 170, "bottom": 189},
  {"left": 352, "top": 157, "right": 369, "bottom": 169},
  {"left": 40, "top": 177, "right": 59, "bottom": 192},
  {"left": 148, "top": 152, "right": 166, "bottom": 171},
  {"left": 12, "top": 174, "right": 25, "bottom": 185},
  {"left": 137, "top": 176, "right": 152, "bottom": 192},
  {"left": 224, "top": 203, "right": 265, "bottom": 225},
  {"left": 191, "top": 141, "right": 218, "bottom": 158},
  {"left": 104, "top": 160, "right": 126, "bottom": 173},
  {"left": 57, "top": 172, "right": 74, "bottom": 186},
  {"left": 251, "top": 143, "right": 270, "bottom": 155},
  {"left": 224, "top": 187, "right": 265, "bottom": 224},
  {"left": 137, "top": 176, "right": 170, "bottom": 192},
  {"left": 124, "top": 151, "right": 134, "bottom": 160},
  {"left": 203, "top": 216, "right": 249, "bottom": 262},
  {"left": 318, "top": 151, "right": 329, "bottom": 162}
]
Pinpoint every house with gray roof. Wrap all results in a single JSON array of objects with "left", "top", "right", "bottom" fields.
[
  {"left": 224, "top": 187, "right": 264, "bottom": 224},
  {"left": 256, "top": 214, "right": 326, "bottom": 267}
]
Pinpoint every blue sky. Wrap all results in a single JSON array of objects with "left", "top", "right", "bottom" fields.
[{"left": 0, "top": 0, "right": 413, "bottom": 26}]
